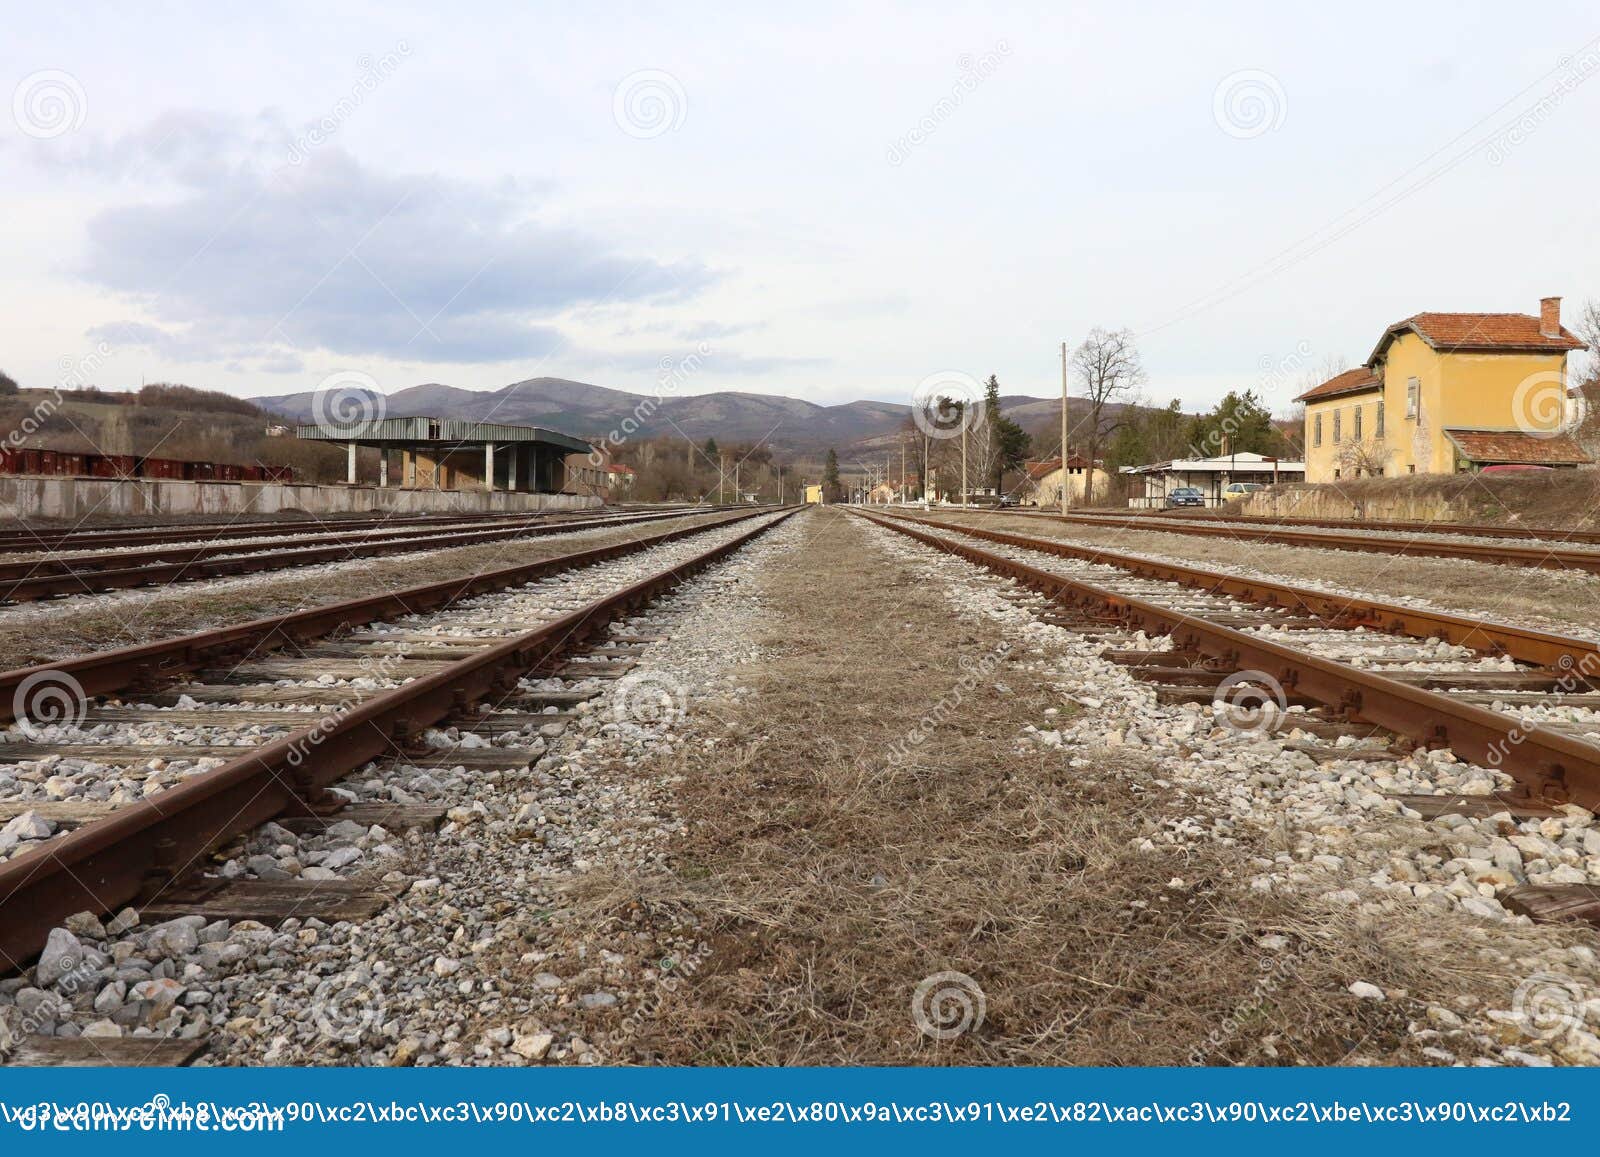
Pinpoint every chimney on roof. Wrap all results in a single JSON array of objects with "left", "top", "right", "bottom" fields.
[{"left": 1540, "top": 296, "right": 1562, "bottom": 338}]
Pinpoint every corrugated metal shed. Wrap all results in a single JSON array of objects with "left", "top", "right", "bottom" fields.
[{"left": 295, "top": 416, "right": 591, "bottom": 454}]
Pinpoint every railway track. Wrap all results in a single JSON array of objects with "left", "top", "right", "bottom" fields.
[
  {"left": 0, "top": 508, "right": 711, "bottom": 604},
  {"left": 0, "top": 509, "right": 534, "bottom": 554},
  {"left": 949, "top": 506, "right": 1600, "bottom": 575},
  {"left": 0, "top": 506, "right": 711, "bottom": 554},
  {"left": 0, "top": 506, "right": 793, "bottom": 1004},
  {"left": 1137, "top": 507, "right": 1600, "bottom": 546},
  {"left": 857, "top": 509, "right": 1600, "bottom": 926}
]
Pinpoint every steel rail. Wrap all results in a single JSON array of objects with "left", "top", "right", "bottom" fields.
[
  {"left": 0, "top": 510, "right": 542, "bottom": 553},
  {"left": 0, "top": 509, "right": 701, "bottom": 603},
  {"left": 0, "top": 509, "right": 766, "bottom": 722},
  {"left": 0, "top": 509, "right": 795, "bottom": 968},
  {"left": 0, "top": 505, "right": 718, "bottom": 553},
  {"left": 0, "top": 509, "right": 668, "bottom": 581},
  {"left": 1134, "top": 508, "right": 1600, "bottom": 546},
  {"left": 879, "top": 511, "right": 1600, "bottom": 678},
  {"left": 858, "top": 510, "right": 1600, "bottom": 809},
  {"left": 947, "top": 508, "right": 1600, "bottom": 574}
]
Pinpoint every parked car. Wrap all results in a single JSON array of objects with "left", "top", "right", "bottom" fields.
[
  {"left": 997, "top": 494, "right": 1019, "bottom": 508},
  {"left": 1221, "top": 482, "right": 1265, "bottom": 499},
  {"left": 1165, "top": 486, "right": 1206, "bottom": 508}
]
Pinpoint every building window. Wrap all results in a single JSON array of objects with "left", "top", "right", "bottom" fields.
[
  {"left": 1354, "top": 406, "right": 1363, "bottom": 441},
  {"left": 1376, "top": 402, "right": 1385, "bottom": 438},
  {"left": 1333, "top": 409, "right": 1342, "bottom": 443},
  {"left": 1406, "top": 377, "right": 1420, "bottom": 418},
  {"left": 1333, "top": 468, "right": 1341, "bottom": 479},
  {"left": 1313, "top": 412, "right": 1322, "bottom": 447}
]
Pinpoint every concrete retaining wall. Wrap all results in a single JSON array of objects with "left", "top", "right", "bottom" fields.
[
  {"left": 1239, "top": 486, "right": 1467, "bottom": 522},
  {"left": 0, "top": 476, "right": 603, "bottom": 521}
]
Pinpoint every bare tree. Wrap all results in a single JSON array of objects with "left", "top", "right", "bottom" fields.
[
  {"left": 1335, "top": 438, "right": 1391, "bottom": 478},
  {"left": 1294, "top": 354, "right": 1351, "bottom": 401},
  {"left": 1071, "top": 327, "right": 1147, "bottom": 505},
  {"left": 1571, "top": 300, "right": 1600, "bottom": 452}
]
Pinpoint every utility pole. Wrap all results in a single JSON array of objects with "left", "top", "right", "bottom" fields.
[
  {"left": 1061, "top": 339, "right": 1070, "bottom": 515},
  {"left": 900, "top": 438, "right": 906, "bottom": 506},
  {"left": 923, "top": 431, "right": 929, "bottom": 504},
  {"left": 735, "top": 458, "right": 741, "bottom": 504},
  {"left": 960, "top": 410, "right": 968, "bottom": 509}
]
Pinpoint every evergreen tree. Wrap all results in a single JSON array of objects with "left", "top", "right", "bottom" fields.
[
  {"left": 982, "top": 374, "right": 1032, "bottom": 491},
  {"left": 822, "top": 447, "right": 841, "bottom": 501},
  {"left": 1186, "top": 390, "right": 1284, "bottom": 458}
]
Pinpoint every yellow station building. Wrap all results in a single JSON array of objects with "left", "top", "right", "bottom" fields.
[{"left": 1296, "top": 297, "right": 1590, "bottom": 483}]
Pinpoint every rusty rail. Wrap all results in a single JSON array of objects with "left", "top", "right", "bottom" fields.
[
  {"left": 0, "top": 509, "right": 700, "bottom": 603},
  {"left": 1137, "top": 507, "right": 1600, "bottom": 546},
  {"left": 879, "top": 510, "right": 1600, "bottom": 677},
  {"left": 0, "top": 509, "right": 795, "bottom": 968},
  {"left": 0, "top": 510, "right": 672, "bottom": 580},
  {"left": 858, "top": 510, "right": 1600, "bottom": 810},
  {"left": 0, "top": 509, "right": 534, "bottom": 553},
  {"left": 1, "top": 509, "right": 764, "bottom": 722},
  {"left": 948, "top": 508, "right": 1600, "bottom": 575}
]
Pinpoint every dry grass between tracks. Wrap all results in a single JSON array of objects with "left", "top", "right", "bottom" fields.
[
  {"left": 573, "top": 507, "right": 1543, "bottom": 1065},
  {"left": 0, "top": 512, "right": 725, "bottom": 671},
  {"left": 923, "top": 511, "right": 1599, "bottom": 636}
]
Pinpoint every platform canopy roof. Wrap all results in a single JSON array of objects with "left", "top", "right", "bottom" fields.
[{"left": 294, "top": 416, "right": 592, "bottom": 455}]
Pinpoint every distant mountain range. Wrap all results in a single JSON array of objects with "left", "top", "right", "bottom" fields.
[{"left": 257, "top": 376, "right": 1100, "bottom": 456}]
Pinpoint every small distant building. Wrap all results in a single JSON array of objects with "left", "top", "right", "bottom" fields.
[
  {"left": 804, "top": 483, "right": 825, "bottom": 504},
  {"left": 1120, "top": 452, "right": 1304, "bottom": 508},
  {"left": 1295, "top": 297, "right": 1591, "bottom": 482},
  {"left": 1024, "top": 455, "right": 1109, "bottom": 506},
  {"left": 602, "top": 462, "right": 636, "bottom": 491}
]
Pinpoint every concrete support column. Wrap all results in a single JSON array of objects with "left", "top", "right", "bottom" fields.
[
  {"left": 484, "top": 443, "right": 495, "bottom": 492},
  {"left": 379, "top": 453, "right": 389, "bottom": 487},
  {"left": 347, "top": 441, "right": 357, "bottom": 485}
]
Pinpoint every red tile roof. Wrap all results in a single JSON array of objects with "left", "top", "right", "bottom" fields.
[
  {"left": 1294, "top": 368, "right": 1382, "bottom": 404},
  {"left": 1442, "top": 428, "right": 1592, "bottom": 466},
  {"left": 604, "top": 463, "right": 635, "bottom": 474},
  {"left": 1371, "top": 312, "right": 1585, "bottom": 361}
]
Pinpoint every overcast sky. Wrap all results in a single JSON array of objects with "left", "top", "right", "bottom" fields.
[{"left": 4, "top": 1, "right": 1599, "bottom": 416}]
